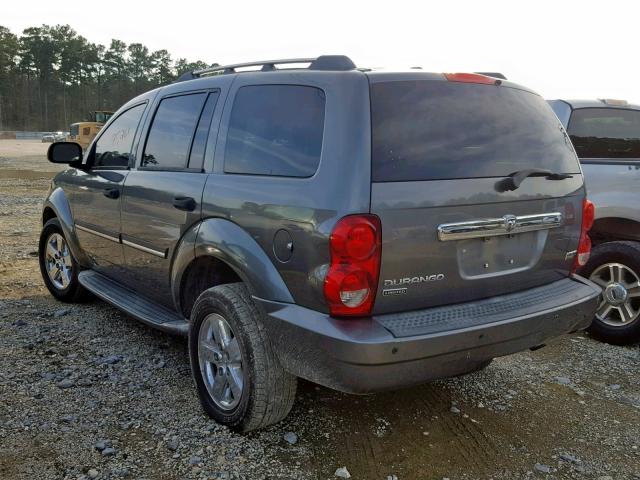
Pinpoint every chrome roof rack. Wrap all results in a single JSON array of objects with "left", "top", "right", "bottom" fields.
[{"left": 175, "top": 55, "right": 356, "bottom": 82}]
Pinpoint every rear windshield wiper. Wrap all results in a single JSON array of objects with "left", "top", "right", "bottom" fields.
[{"left": 495, "top": 168, "right": 573, "bottom": 192}]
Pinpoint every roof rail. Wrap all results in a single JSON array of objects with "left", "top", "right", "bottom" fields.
[{"left": 174, "top": 55, "right": 356, "bottom": 82}]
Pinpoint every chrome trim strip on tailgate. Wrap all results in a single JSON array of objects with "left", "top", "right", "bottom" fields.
[{"left": 437, "top": 212, "right": 562, "bottom": 242}]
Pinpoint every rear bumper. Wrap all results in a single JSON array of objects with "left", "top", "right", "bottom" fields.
[{"left": 256, "top": 275, "right": 600, "bottom": 394}]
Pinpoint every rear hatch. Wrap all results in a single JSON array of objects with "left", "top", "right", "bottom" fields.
[{"left": 368, "top": 74, "right": 584, "bottom": 314}]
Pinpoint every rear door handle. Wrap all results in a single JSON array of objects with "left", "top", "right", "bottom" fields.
[
  {"left": 103, "top": 188, "right": 120, "bottom": 199},
  {"left": 173, "top": 196, "right": 196, "bottom": 212}
]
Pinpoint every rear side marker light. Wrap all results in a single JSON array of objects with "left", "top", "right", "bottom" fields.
[
  {"left": 324, "top": 215, "right": 382, "bottom": 317},
  {"left": 574, "top": 199, "right": 595, "bottom": 271},
  {"left": 444, "top": 72, "right": 500, "bottom": 85}
]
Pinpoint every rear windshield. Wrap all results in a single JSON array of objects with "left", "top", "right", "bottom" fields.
[
  {"left": 568, "top": 107, "right": 640, "bottom": 159},
  {"left": 371, "top": 80, "right": 580, "bottom": 182}
]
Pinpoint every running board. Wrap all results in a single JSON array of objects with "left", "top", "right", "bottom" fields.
[{"left": 78, "top": 271, "right": 189, "bottom": 336}]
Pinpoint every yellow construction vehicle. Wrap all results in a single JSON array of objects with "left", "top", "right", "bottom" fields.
[{"left": 67, "top": 111, "right": 114, "bottom": 150}]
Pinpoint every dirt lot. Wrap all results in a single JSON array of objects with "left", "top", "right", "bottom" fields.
[{"left": 1, "top": 139, "right": 639, "bottom": 480}]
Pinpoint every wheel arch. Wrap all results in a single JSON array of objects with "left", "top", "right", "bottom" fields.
[
  {"left": 171, "top": 218, "right": 294, "bottom": 319},
  {"left": 42, "top": 206, "right": 57, "bottom": 225},
  {"left": 42, "top": 187, "right": 88, "bottom": 266},
  {"left": 591, "top": 216, "right": 640, "bottom": 244}
]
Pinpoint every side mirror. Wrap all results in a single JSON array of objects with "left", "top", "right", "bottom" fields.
[{"left": 47, "top": 142, "right": 83, "bottom": 165}]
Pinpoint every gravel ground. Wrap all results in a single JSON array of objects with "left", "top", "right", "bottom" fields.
[{"left": 1, "top": 140, "right": 639, "bottom": 480}]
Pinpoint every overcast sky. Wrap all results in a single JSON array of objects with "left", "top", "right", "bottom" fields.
[{"left": 4, "top": 0, "right": 639, "bottom": 102}]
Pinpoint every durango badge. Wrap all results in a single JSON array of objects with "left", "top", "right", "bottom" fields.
[{"left": 383, "top": 274, "right": 445, "bottom": 287}]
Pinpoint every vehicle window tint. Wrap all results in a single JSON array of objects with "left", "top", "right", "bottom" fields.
[
  {"left": 93, "top": 103, "right": 145, "bottom": 168},
  {"left": 224, "top": 85, "right": 325, "bottom": 177},
  {"left": 568, "top": 108, "right": 640, "bottom": 159},
  {"left": 548, "top": 100, "right": 572, "bottom": 127},
  {"left": 371, "top": 81, "right": 581, "bottom": 182},
  {"left": 188, "top": 91, "right": 219, "bottom": 170},
  {"left": 142, "top": 93, "right": 207, "bottom": 169}
]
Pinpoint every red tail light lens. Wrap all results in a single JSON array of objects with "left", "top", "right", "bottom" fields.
[
  {"left": 574, "top": 199, "right": 595, "bottom": 271},
  {"left": 444, "top": 73, "right": 498, "bottom": 85},
  {"left": 324, "top": 215, "right": 382, "bottom": 316},
  {"left": 582, "top": 198, "right": 595, "bottom": 231}
]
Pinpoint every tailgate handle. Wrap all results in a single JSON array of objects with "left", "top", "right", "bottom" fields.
[{"left": 437, "top": 212, "right": 562, "bottom": 242}]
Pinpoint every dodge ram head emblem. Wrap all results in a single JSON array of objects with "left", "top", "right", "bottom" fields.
[{"left": 503, "top": 214, "right": 517, "bottom": 232}]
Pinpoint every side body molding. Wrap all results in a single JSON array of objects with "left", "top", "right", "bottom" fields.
[
  {"left": 44, "top": 187, "right": 89, "bottom": 266},
  {"left": 171, "top": 218, "right": 294, "bottom": 313}
]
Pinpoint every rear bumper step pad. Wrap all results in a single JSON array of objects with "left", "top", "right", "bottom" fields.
[{"left": 376, "top": 276, "right": 597, "bottom": 338}]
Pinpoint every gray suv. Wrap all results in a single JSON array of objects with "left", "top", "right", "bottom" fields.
[
  {"left": 549, "top": 99, "right": 640, "bottom": 344},
  {"left": 41, "top": 56, "right": 600, "bottom": 431}
]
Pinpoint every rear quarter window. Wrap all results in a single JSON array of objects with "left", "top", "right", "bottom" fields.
[
  {"left": 371, "top": 80, "right": 580, "bottom": 182},
  {"left": 224, "top": 85, "right": 325, "bottom": 178},
  {"left": 548, "top": 100, "right": 572, "bottom": 127},
  {"left": 568, "top": 108, "right": 640, "bottom": 159}
]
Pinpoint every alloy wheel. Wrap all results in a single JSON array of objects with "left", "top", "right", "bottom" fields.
[
  {"left": 197, "top": 313, "right": 244, "bottom": 410},
  {"left": 589, "top": 262, "right": 640, "bottom": 327},
  {"left": 44, "top": 233, "right": 73, "bottom": 290}
]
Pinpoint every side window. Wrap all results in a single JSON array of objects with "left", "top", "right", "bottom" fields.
[
  {"left": 93, "top": 104, "right": 145, "bottom": 168},
  {"left": 224, "top": 85, "right": 325, "bottom": 177},
  {"left": 142, "top": 93, "right": 207, "bottom": 169},
  {"left": 568, "top": 108, "right": 640, "bottom": 159},
  {"left": 188, "top": 92, "right": 219, "bottom": 171}
]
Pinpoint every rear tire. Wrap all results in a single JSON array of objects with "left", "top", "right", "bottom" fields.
[
  {"left": 38, "top": 218, "right": 88, "bottom": 303},
  {"left": 188, "top": 283, "right": 297, "bottom": 432},
  {"left": 579, "top": 241, "right": 640, "bottom": 345}
]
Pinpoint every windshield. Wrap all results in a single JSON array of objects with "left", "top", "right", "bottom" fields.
[{"left": 370, "top": 80, "right": 581, "bottom": 182}]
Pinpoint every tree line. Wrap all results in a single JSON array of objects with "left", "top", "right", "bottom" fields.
[{"left": 0, "top": 24, "right": 214, "bottom": 131}]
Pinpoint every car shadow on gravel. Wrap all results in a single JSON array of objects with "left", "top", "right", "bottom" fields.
[
  {"left": 283, "top": 336, "right": 640, "bottom": 479},
  {"left": 2, "top": 294, "right": 639, "bottom": 480}
]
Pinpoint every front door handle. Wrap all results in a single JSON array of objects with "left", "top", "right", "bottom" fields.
[
  {"left": 173, "top": 196, "right": 196, "bottom": 212},
  {"left": 103, "top": 188, "right": 120, "bottom": 199}
]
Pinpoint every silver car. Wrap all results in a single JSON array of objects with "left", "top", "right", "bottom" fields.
[
  {"left": 549, "top": 98, "right": 640, "bottom": 345},
  {"left": 41, "top": 131, "right": 66, "bottom": 143}
]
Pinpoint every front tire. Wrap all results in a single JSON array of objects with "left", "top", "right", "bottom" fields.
[
  {"left": 38, "top": 218, "right": 88, "bottom": 302},
  {"left": 188, "top": 283, "right": 297, "bottom": 432},
  {"left": 580, "top": 241, "right": 640, "bottom": 345}
]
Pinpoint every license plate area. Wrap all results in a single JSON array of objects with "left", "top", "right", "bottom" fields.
[{"left": 457, "top": 231, "right": 547, "bottom": 279}]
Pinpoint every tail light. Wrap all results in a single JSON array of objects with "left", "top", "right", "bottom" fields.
[
  {"left": 573, "top": 199, "right": 595, "bottom": 271},
  {"left": 324, "top": 215, "right": 382, "bottom": 316}
]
